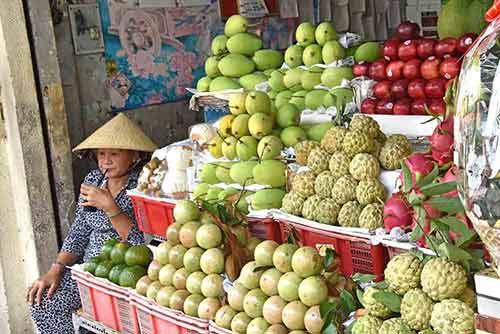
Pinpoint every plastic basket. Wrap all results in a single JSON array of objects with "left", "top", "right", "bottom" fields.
[
  {"left": 71, "top": 267, "right": 139, "bottom": 334},
  {"left": 209, "top": 321, "right": 234, "bottom": 334},
  {"left": 247, "top": 217, "right": 282, "bottom": 242},
  {"left": 130, "top": 291, "right": 209, "bottom": 334},
  {"left": 129, "top": 192, "right": 176, "bottom": 238},
  {"left": 277, "top": 219, "right": 388, "bottom": 281}
]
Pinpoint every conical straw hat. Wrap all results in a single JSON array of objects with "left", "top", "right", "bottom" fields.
[{"left": 73, "top": 113, "right": 157, "bottom": 152}]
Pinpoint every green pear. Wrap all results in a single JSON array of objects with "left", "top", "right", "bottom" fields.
[
  {"left": 218, "top": 54, "right": 255, "bottom": 77},
  {"left": 302, "top": 44, "right": 323, "bottom": 67},
  {"left": 211, "top": 35, "right": 228, "bottom": 55},
  {"left": 275, "top": 90, "right": 293, "bottom": 109},
  {"left": 277, "top": 103, "right": 300, "bottom": 128},
  {"left": 245, "top": 91, "right": 271, "bottom": 115},
  {"left": 205, "top": 57, "right": 221, "bottom": 78},
  {"left": 230, "top": 162, "right": 258, "bottom": 186},
  {"left": 253, "top": 161, "right": 286, "bottom": 188},
  {"left": 295, "top": 22, "right": 316, "bottom": 47},
  {"left": 196, "top": 77, "right": 212, "bottom": 92},
  {"left": 248, "top": 113, "right": 273, "bottom": 139},
  {"left": 257, "top": 135, "right": 283, "bottom": 160},
  {"left": 269, "top": 70, "right": 287, "bottom": 92},
  {"left": 289, "top": 90, "right": 307, "bottom": 110},
  {"left": 283, "top": 68, "right": 304, "bottom": 89},
  {"left": 284, "top": 45, "right": 304, "bottom": 68},
  {"left": 315, "top": 22, "right": 337, "bottom": 46},
  {"left": 322, "top": 40, "right": 345, "bottom": 64},
  {"left": 236, "top": 136, "right": 258, "bottom": 161},
  {"left": 208, "top": 137, "right": 223, "bottom": 158},
  {"left": 200, "top": 164, "right": 218, "bottom": 184},
  {"left": 222, "top": 136, "right": 238, "bottom": 160},
  {"left": 228, "top": 92, "right": 247, "bottom": 115},
  {"left": 224, "top": 15, "right": 248, "bottom": 37},
  {"left": 231, "top": 114, "right": 250, "bottom": 138},
  {"left": 300, "top": 70, "right": 322, "bottom": 90},
  {"left": 280, "top": 126, "right": 307, "bottom": 147},
  {"left": 305, "top": 90, "right": 329, "bottom": 110},
  {"left": 267, "top": 90, "right": 278, "bottom": 101}
]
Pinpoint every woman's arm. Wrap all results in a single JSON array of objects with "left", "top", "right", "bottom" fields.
[{"left": 103, "top": 201, "right": 133, "bottom": 240}]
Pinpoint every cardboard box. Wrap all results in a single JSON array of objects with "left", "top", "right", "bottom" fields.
[{"left": 475, "top": 270, "right": 500, "bottom": 319}]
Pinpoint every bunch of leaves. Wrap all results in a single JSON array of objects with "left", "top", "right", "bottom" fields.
[{"left": 319, "top": 287, "right": 358, "bottom": 334}]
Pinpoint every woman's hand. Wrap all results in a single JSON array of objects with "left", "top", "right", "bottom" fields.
[
  {"left": 80, "top": 184, "right": 117, "bottom": 213},
  {"left": 27, "top": 266, "right": 64, "bottom": 305}
]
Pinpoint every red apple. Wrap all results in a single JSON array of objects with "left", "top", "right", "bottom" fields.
[
  {"left": 439, "top": 57, "right": 460, "bottom": 80},
  {"left": 353, "top": 62, "right": 369, "bottom": 77},
  {"left": 376, "top": 100, "right": 394, "bottom": 114},
  {"left": 411, "top": 99, "right": 427, "bottom": 115},
  {"left": 383, "top": 39, "right": 400, "bottom": 61},
  {"left": 435, "top": 38, "right": 458, "bottom": 58},
  {"left": 386, "top": 60, "right": 406, "bottom": 80},
  {"left": 416, "top": 38, "right": 436, "bottom": 59},
  {"left": 391, "top": 79, "right": 409, "bottom": 99},
  {"left": 427, "top": 98, "right": 446, "bottom": 115},
  {"left": 396, "top": 21, "right": 421, "bottom": 41},
  {"left": 403, "top": 59, "right": 422, "bottom": 79},
  {"left": 373, "top": 80, "right": 392, "bottom": 99},
  {"left": 420, "top": 56, "right": 441, "bottom": 80},
  {"left": 393, "top": 98, "right": 412, "bottom": 115},
  {"left": 398, "top": 40, "right": 418, "bottom": 61},
  {"left": 457, "top": 33, "right": 478, "bottom": 54},
  {"left": 361, "top": 98, "right": 377, "bottom": 114},
  {"left": 368, "top": 60, "right": 387, "bottom": 81},
  {"left": 425, "top": 78, "right": 447, "bottom": 98},
  {"left": 408, "top": 79, "right": 427, "bottom": 99}
]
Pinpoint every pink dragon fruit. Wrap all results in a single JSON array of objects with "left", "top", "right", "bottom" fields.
[
  {"left": 441, "top": 165, "right": 458, "bottom": 197},
  {"left": 384, "top": 193, "right": 413, "bottom": 232},
  {"left": 429, "top": 116, "right": 454, "bottom": 165},
  {"left": 431, "top": 149, "right": 453, "bottom": 165},
  {"left": 399, "top": 152, "right": 435, "bottom": 186}
]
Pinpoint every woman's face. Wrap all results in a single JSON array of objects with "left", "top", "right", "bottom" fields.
[{"left": 96, "top": 149, "right": 137, "bottom": 178}]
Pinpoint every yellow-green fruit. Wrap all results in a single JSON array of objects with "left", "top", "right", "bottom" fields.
[
  {"left": 302, "top": 44, "right": 323, "bottom": 67},
  {"left": 252, "top": 189, "right": 286, "bottom": 210},
  {"left": 246, "top": 91, "right": 271, "bottom": 114},
  {"left": 430, "top": 299, "right": 474, "bottom": 334},
  {"left": 282, "top": 301, "right": 308, "bottom": 330},
  {"left": 205, "top": 57, "right": 221, "bottom": 78},
  {"left": 321, "top": 126, "right": 348, "bottom": 154},
  {"left": 401, "top": 289, "right": 434, "bottom": 331},
  {"left": 364, "top": 287, "right": 394, "bottom": 319},
  {"left": 289, "top": 90, "right": 307, "bottom": 110},
  {"left": 231, "top": 312, "right": 252, "bottom": 334},
  {"left": 229, "top": 92, "right": 247, "bottom": 115},
  {"left": 358, "top": 203, "right": 384, "bottom": 230},
  {"left": 208, "top": 137, "right": 223, "bottom": 159},
  {"left": 292, "top": 171, "right": 316, "bottom": 197},
  {"left": 349, "top": 153, "right": 380, "bottom": 181},
  {"left": 257, "top": 135, "right": 283, "bottom": 160},
  {"left": 379, "top": 141, "right": 413, "bottom": 170},
  {"left": 379, "top": 318, "right": 415, "bottom": 334},
  {"left": 225, "top": 15, "right": 248, "bottom": 37},
  {"left": 197, "top": 76, "right": 212, "bottom": 91},
  {"left": 219, "top": 114, "right": 236, "bottom": 138},
  {"left": 332, "top": 175, "right": 358, "bottom": 205},
  {"left": 306, "top": 123, "right": 333, "bottom": 142},
  {"left": 420, "top": 257, "right": 467, "bottom": 301},
  {"left": 215, "top": 162, "right": 234, "bottom": 183},
  {"left": 304, "top": 305, "right": 324, "bottom": 334},
  {"left": 314, "top": 171, "right": 337, "bottom": 198},
  {"left": 215, "top": 305, "right": 238, "bottom": 330},
  {"left": 329, "top": 151, "right": 350, "bottom": 179},
  {"left": 342, "top": 130, "right": 375, "bottom": 158},
  {"left": 300, "top": 70, "right": 322, "bottom": 90},
  {"left": 337, "top": 201, "right": 362, "bottom": 227},
  {"left": 295, "top": 22, "right": 316, "bottom": 47},
  {"left": 295, "top": 140, "right": 319, "bottom": 165},
  {"left": 301, "top": 195, "right": 322, "bottom": 221},
  {"left": 459, "top": 287, "right": 477, "bottom": 310},
  {"left": 269, "top": 70, "right": 287, "bottom": 92},
  {"left": 231, "top": 114, "right": 250, "bottom": 138},
  {"left": 307, "top": 147, "right": 330, "bottom": 175},
  {"left": 284, "top": 45, "right": 304, "bottom": 68},
  {"left": 227, "top": 32, "right": 262, "bottom": 55},
  {"left": 283, "top": 68, "right": 305, "bottom": 89},
  {"left": 249, "top": 113, "right": 273, "bottom": 139},
  {"left": 352, "top": 315, "right": 382, "bottom": 334},
  {"left": 321, "top": 66, "right": 354, "bottom": 88},
  {"left": 253, "top": 49, "right": 284, "bottom": 71},
  {"left": 230, "top": 161, "right": 257, "bottom": 186},
  {"left": 281, "top": 191, "right": 306, "bottom": 216},
  {"left": 209, "top": 76, "right": 242, "bottom": 92},
  {"left": 322, "top": 40, "right": 345, "bottom": 64},
  {"left": 349, "top": 115, "right": 380, "bottom": 138},
  {"left": 218, "top": 54, "right": 255, "bottom": 77},
  {"left": 222, "top": 136, "right": 238, "bottom": 160},
  {"left": 211, "top": 35, "right": 228, "bottom": 55},
  {"left": 315, "top": 21, "right": 337, "bottom": 46},
  {"left": 316, "top": 198, "right": 340, "bottom": 225},
  {"left": 277, "top": 103, "right": 300, "bottom": 128},
  {"left": 305, "top": 90, "right": 329, "bottom": 110},
  {"left": 384, "top": 252, "right": 424, "bottom": 296},
  {"left": 239, "top": 73, "right": 268, "bottom": 90},
  {"left": 253, "top": 160, "right": 286, "bottom": 187},
  {"left": 281, "top": 126, "right": 306, "bottom": 147},
  {"left": 236, "top": 136, "right": 258, "bottom": 161},
  {"left": 356, "top": 179, "right": 386, "bottom": 205},
  {"left": 354, "top": 42, "right": 382, "bottom": 63}
]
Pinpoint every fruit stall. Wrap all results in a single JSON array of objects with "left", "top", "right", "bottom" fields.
[{"left": 72, "top": 1, "right": 500, "bottom": 334}]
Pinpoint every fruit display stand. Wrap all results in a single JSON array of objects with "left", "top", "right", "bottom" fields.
[
  {"left": 71, "top": 265, "right": 140, "bottom": 334},
  {"left": 365, "top": 114, "right": 438, "bottom": 138},
  {"left": 72, "top": 311, "right": 120, "bottom": 334}
]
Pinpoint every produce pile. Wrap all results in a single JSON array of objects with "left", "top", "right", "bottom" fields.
[{"left": 282, "top": 114, "right": 412, "bottom": 229}]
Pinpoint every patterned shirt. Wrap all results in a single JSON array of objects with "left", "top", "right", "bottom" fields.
[{"left": 61, "top": 168, "right": 144, "bottom": 262}]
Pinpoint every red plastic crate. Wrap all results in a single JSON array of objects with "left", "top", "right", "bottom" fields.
[
  {"left": 247, "top": 217, "right": 282, "bottom": 242},
  {"left": 71, "top": 267, "right": 139, "bottom": 334},
  {"left": 129, "top": 192, "right": 176, "bottom": 238},
  {"left": 130, "top": 292, "right": 209, "bottom": 334},
  {"left": 277, "top": 219, "right": 388, "bottom": 281},
  {"left": 209, "top": 321, "right": 233, "bottom": 334}
]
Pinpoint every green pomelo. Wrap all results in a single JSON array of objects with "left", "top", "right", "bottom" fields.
[
  {"left": 273, "top": 243, "right": 299, "bottom": 273},
  {"left": 101, "top": 239, "right": 118, "bottom": 260},
  {"left": 205, "top": 57, "right": 221, "bottom": 78},
  {"left": 322, "top": 40, "right": 345, "bottom": 64},
  {"left": 183, "top": 247, "right": 204, "bottom": 273},
  {"left": 298, "top": 275, "right": 328, "bottom": 306},
  {"left": 354, "top": 41, "right": 381, "bottom": 62},
  {"left": 211, "top": 35, "right": 228, "bottom": 55},
  {"left": 278, "top": 272, "right": 303, "bottom": 301},
  {"left": 253, "top": 49, "right": 284, "bottom": 71},
  {"left": 304, "top": 305, "right": 324, "bottom": 334},
  {"left": 227, "top": 32, "right": 262, "bottom": 55},
  {"left": 243, "top": 288, "right": 268, "bottom": 318},
  {"left": 269, "top": 70, "right": 287, "bottom": 92},
  {"left": 230, "top": 161, "right": 258, "bottom": 186},
  {"left": 147, "top": 260, "right": 161, "bottom": 281},
  {"left": 257, "top": 136, "right": 283, "bottom": 160},
  {"left": 173, "top": 267, "right": 189, "bottom": 290},
  {"left": 263, "top": 295, "right": 287, "bottom": 325},
  {"left": 306, "top": 123, "right": 333, "bottom": 142},
  {"left": 283, "top": 68, "right": 304, "bottom": 89},
  {"left": 215, "top": 305, "right": 238, "bottom": 330},
  {"left": 196, "top": 76, "right": 212, "bottom": 92},
  {"left": 305, "top": 90, "right": 329, "bottom": 110},
  {"left": 253, "top": 160, "right": 286, "bottom": 187},
  {"left": 155, "top": 241, "right": 173, "bottom": 265},
  {"left": 156, "top": 286, "right": 176, "bottom": 307},
  {"left": 236, "top": 136, "right": 258, "bottom": 161},
  {"left": 110, "top": 242, "right": 130, "bottom": 265},
  {"left": 291, "top": 247, "right": 324, "bottom": 278},
  {"left": 285, "top": 45, "right": 304, "bottom": 68},
  {"left": 260, "top": 268, "right": 283, "bottom": 296},
  {"left": 302, "top": 44, "right": 323, "bottom": 67},
  {"left": 275, "top": 90, "right": 293, "bottom": 109},
  {"left": 209, "top": 76, "right": 242, "bottom": 92},
  {"left": 158, "top": 263, "right": 176, "bottom": 285},
  {"left": 300, "top": 71, "right": 322, "bottom": 90},
  {"left": 228, "top": 282, "right": 249, "bottom": 311},
  {"left": 296, "top": 22, "right": 316, "bottom": 47},
  {"left": 277, "top": 103, "right": 300, "bottom": 128},
  {"left": 146, "top": 281, "right": 164, "bottom": 300},
  {"left": 239, "top": 261, "right": 263, "bottom": 289},
  {"left": 229, "top": 92, "right": 247, "bottom": 115},
  {"left": 321, "top": 67, "right": 354, "bottom": 88},
  {"left": 251, "top": 188, "right": 286, "bottom": 210},
  {"left": 169, "top": 290, "right": 190, "bottom": 311},
  {"left": 225, "top": 15, "right": 248, "bottom": 37},
  {"left": 201, "top": 273, "right": 224, "bottom": 298},
  {"left": 218, "top": 54, "right": 255, "bottom": 77},
  {"left": 200, "top": 248, "right": 225, "bottom": 274},
  {"left": 248, "top": 113, "right": 273, "bottom": 139},
  {"left": 166, "top": 222, "right": 181, "bottom": 244},
  {"left": 254, "top": 240, "right": 279, "bottom": 266},
  {"left": 282, "top": 301, "right": 308, "bottom": 330},
  {"left": 168, "top": 244, "right": 187, "bottom": 269},
  {"left": 231, "top": 312, "right": 252, "bottom": 334},
  {"left": 184, "top": 294, "right": 204, "bottom": 317},
  {"left": 179, "top": 221, "right": 201, "bottom": 248},
  {"left": 222, "top": 136, "right": 238, "bottom": 160},
  {"left": 231, "top": 114, "right": 250, "bottom": 138},
  {"left": 247, "top": 318, "right": 270, "bottom": 334},
  {"left": 196, "top": 223, "right": 223, "bottom": 249},
  {"left": 239, "top": 73, "right": 268, "bottom": 90},
  {"left": 186, "top": 271, "right": 206, "bottom": 294},
  {"left": 198, "top": 297, "right": 221, "bottom": 320},
  {"left": 118, "top": 265, "right": 147, "bottom": 288},
  {"left": 280, "top": 126, "right": 307, "bottom": 147},
  {"left": 135, "top": 276, "right": 152, "bottom": 296},
  {"left": 315, "top": 22, "right": 337, "bottom": 46},
  {"left": 245, "top": 91, "right": 271, "bottom": 115}
]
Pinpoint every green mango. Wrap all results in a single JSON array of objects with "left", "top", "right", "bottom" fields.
[
  {"left": 275, "top": 90, "right": 293, "bottom": 109},
  {"left": 306, "top": 123, "right": 333, "bottom": 142},
  {"left": 321, "top": 67, "right": 354, "bottom": 88},
  {"left": 283, "top": 68, "right": 304, "bottom": 89},
  {"left": 253, "top": 160, "right": 286, "bottom": 187},
  {"left": 277, "top": 103, "right": 300, "bottom": 128},
  {"left": 225, "top": 15, "right": 248, "bottom": 37},
  {"left": 296, "top": 22, "right": 316, "bottom": 47},
  {"left": 300, "top": 70, "right": 322, "bottom": 90},
  {"left": 280, "top": 126, "right": 307, "bottom": 147},
  {"left": 231, "top": 114, "right": 250, "bottom": 138},
  {"left": 252, "top": 50, "right": 284, "bottom": 71},
  {"left": 257, "top": 135, "right": 283, "bottom": 160},
  {"left": 302, "top": 44, "right": 323, "bottom": 67},
  {"left": 196, "top": 77, "right": 212, "bottom": 92},
  {"left": 289, "top": 90, "right": 307, "bottom": 111},
  {"left": 227, "top": 32, "right": 262, "bottom": 55},
  {"left": 305, "top": 90, "right": 329, "bottom": 110},
  {"left": 205, "top": 56, "right": 221, "bottom": 78},
  {"left": 215, "top": 162, "right": 235, "bottom": 184},
  {"left": 211, "top": 35, "right": 228, "bottom": 55},
  {"left": 218, "top": 54, "right": 256, "bottom": 77},
  {"left": 236, "top": 136, "right": 258, "bottom": 161},
  {"left": 209, "top": 77, "right": 242, "bottom": 92},
  {"left": 315, "top": 22, "right": 337, "bottom": 46},
  {"left": 269, "top": 70, "right": 287, "bottom": 92},
  {"left": 354, "top": 42, "right": 381, "bottom": 63},
  {"left": 230, "top": 161, "right": 258, "bottom": 185},
  {"left": 322, "top": 40, "right": 345, "bottom": 64},
  {"left": 251, "top": 189, "right": 286, "bottom": 210},
  {"left": 239, "top": 73, "right": 268, "bottom": 90}
]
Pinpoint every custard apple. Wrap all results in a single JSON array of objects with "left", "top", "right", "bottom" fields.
[
  {"left": 358, "top": 203, "right": 384, "bottom": 230},
  {"left": 458, "top": 287, "right": 477, "bottom": 310},
  {"left": 337, "top": 201, "right": 362, "bottom": 227},
  {"left": 371, "top": 140, "right": 383, "bottom": 157},
  {"left": 302, "top": 195, "right": 322, "bottom": 221},
  {"left": 420, "top": 258, "right": 467, "bottom": 301},
  {"left": 430, "top": 299, "right": 474, "bottom": 334},
  {"left": 418, "top": 330, "right": 435, "bottom": 334},
  {"left": 375, "top": 129, "right": 387, "bottom": 144},
  {"left": 379, "top": 142, "right": 412, "bottom": 170},
  {"left": 401, "top": 289, "right": 434, "bottom": 331},
  {"left": 282, "top": 192, "right": 306, "bottom": 216},
  {"left": 352, "top": 315, "right": 383, "bottom": 334},
  {"left": 321, "top": 126, "right": 348, "bottom": 153},
  {"left": 295, "top": 140, "right": 319, "bottom": 165},
  {"left": 384, "top": 253, "right": 423, "bottom": 295},
  {"left": 387, "top": 134, "right": 412, "bottom": 150},
  {"left": 316, "top": 198, "right": 340, "bottom": 225},
  {"left": 314, "top": 171, "right": 337, "bottom": 198},
  {"left": 292, "top": 172, "right": 316, "bottom": 198},
  {"left": 349, "top": 115, "right": 380, "bottom": 139},
  {"left": 363, "top": 287, "right": 393, "bottom": 319},
  {"left": 332, "top": 175, "right": 358, "bottom": 205},
  {"left": 356, "top": 179, "right": 386, "bottom": 205},
  {"left": 342, "top": 130, "right": 375, "bottom": 158},
  {"left": 379, "top": 318, "right": 415, "bottom": 334},
  {"left": 349, "top": 153, "right": 380, "bottom": 181},
  {"left": 307, "top": 147, "right": 330, "bottom": 175},
  {"left": 329, "top": 151, "right": 351, "bottom": 179}
]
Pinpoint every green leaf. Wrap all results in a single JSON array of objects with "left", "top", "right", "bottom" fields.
[
  {"left": 372, "top": 291, "right": 401, "bottom": 313},
  {"left": 320, "top": 301, "right": 337, "bottom": 318},
  {"left": 356, "top": 288, "right": 366, "bottom": 308},
  {"left": 407, "top": 191, "right": 422, "bottom": 206},
  {"left": 323, "top": 248, "right": 335, "bottom": 269},
  {"left": 418, "top": 164, "right": 440, "bottom": 187},
  {"left": 322, "top": 322, "right": 338, "bottom": 334},
  {"left": 287, "top": 232, "right": 296, "bottom": 245},
  {"left": 437, "top": 243, "right": 473, "bottom": 263},
  {"left": 420, "top": 181, "right": 457, "bottom": 197},
  {"left": 431, "top": 220, "right": 450, "bottom": 234},
  {"left": 428, "top": 197, "right": 465, "bottom": 214},
  {"left": 373, "top": 281, "right": 389, "bottom": 289},
  {"left": 321, "top": 311, "right": 337, "bottom": 333},
  {"left": 352, "top": 273, "right": 376, "bottom": 284},
  {"left": 252, "top": 265, "right": 273, "bottom": 273},
  {"left": 339, "top": 289, "right": 357, "bottom": 314},
  {"left": 408, "top": 249, "right": 425, "bottom": 261},
  {"left": 401, "top": 162, "right": 413, "bottom": 193},
  {"left": 410, "top": 222, "right": 424, "bottom": 243}
]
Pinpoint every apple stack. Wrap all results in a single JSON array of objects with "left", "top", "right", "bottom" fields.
[{"left": 356, "top": 21, "right": 478, "bottom": 116}]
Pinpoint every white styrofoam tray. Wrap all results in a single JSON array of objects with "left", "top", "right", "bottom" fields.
[{"left": 365, "top": 114, "right": 438, "bottom": 137}]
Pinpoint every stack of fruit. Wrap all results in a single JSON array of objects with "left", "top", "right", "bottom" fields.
[
  {"left": 214, "top": 241, "right": 337, "bottom": 334},
  {"left": 83, "top": 240, "right": 153, "bottom": 288},
  {"left": 197, "top": 15, "right": 283, "bottom": 92},
  {"left": 352, "top": 252, "right": 476, "bottom": 334},
  {"left": 281, "top": 115, "right": 412, "bottom": 229},
  {"left": 357, "top": 21, "right": 477, "bottom": 116},
  {"left": 134, "top": 199, "right": 259, "bottom": 319}
]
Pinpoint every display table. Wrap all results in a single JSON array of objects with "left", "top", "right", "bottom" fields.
[{"left": 72, "top": 310, "right": 120, "bottom": 334}]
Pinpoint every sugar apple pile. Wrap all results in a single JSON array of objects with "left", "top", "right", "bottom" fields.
[
  {"left": 282, "top": 115, "right": 411, "bottom": 230},
  {"left": 354, "top": 252, "right": 475, "bottom": 334}
]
